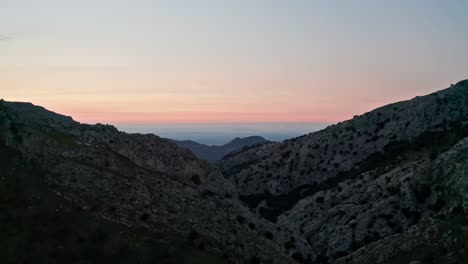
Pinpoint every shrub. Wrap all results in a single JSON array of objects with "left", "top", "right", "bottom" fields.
[
  {"left": 264, "top": 232, "right": 273, "bottom": 240},
  {"left": 414, "top": 183, "right": 431, "bottom": 203},
  {"left": 292, "top": 252, "right": 305, "bottom": 263},
  {"left": 188, "top": 230, "right": 200, "bottom": 241},
  {"left": 140, "top": 213, "right": 150, "bottom": 221},
  {"left": 191, "top": 175, "right": 201, "bottom": 185},
  {"left": 284, "top": 237, "right": 296, "bottom": 250},
  {"left": 235, "top": 215, "right": 246, "bottom": 224}
]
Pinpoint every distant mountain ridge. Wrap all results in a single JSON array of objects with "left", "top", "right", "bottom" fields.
[{"left": 171, "top": 136, "right": 268, "bottom": 163}]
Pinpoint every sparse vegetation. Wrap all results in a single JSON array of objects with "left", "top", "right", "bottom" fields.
[
  {"left": 0, "top": 146, "right": 224, "bottom": 264},
  {"left": 191, "top": 174, "right": 201, "bottom": 185}
]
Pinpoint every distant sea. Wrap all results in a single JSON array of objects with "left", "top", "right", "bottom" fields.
[{"left": 116, "top": 123, "right": 329, "bottom": 145}]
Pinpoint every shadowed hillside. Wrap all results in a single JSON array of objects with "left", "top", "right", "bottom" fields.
[{"left": 0, "top": 144, "right": 223, "bottom": 264}]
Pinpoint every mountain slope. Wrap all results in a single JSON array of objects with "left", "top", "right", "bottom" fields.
[
  {"left": 219, "top": 80, "right": 468, "bottom": 262},
  {"left": 0, "top": 100, "right": 288, "bottom": 263},
  {"left": 0, "top": 144, "right": 222, "bottom": 264},
  {"left": 220, "top": 80, "right": 468, "bottom": 203},
  {"left": 172, "top": 136, "right": 267, "bottom": 163}
]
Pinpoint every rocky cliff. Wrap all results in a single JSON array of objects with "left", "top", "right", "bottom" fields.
[{"left": 0, "top": 79, "right": 467, "bottom": 264}]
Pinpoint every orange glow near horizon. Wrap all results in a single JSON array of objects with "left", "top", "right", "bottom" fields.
[
  {"left": 68, "top": 111, "right": 339, "bottom": 124},
  {"left": 1, "top": 70, "right": 451, "bottom": 126},
  {"left": 2, "top": 84, "right": 404, "bottom": 125},
  {"left": 2, "top": 1, "right": 467, "bottom": 126}
]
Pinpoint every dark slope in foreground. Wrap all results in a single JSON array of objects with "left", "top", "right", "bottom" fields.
[
  {"left": 0, "top": 79, "right": 467, "bottom": 264},
  {"left": 171, "top": 136, "right": 267, "bottom": 163},
  {"left": 0, "top": 144, "right": 221, "bottom": 264}
]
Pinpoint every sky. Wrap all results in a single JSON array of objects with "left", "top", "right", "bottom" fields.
[{"left": 1, "top": 0, "right": 468, "bottom": 128}]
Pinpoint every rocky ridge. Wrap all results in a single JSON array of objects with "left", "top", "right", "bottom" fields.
[{"left": 218, "top": 79, "right": 468, "bottom": 263}]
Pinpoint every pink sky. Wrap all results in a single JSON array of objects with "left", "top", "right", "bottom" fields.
[
  {"left": 1, "top": 1, "right": 467, "bottom": 125},
  {"left": 0, "top": 74, "right": 455, "bottom": 125}
]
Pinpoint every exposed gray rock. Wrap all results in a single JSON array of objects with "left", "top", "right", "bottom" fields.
[
  {"left": 220, "top": 80, "right": 468, "bottom": 197},
  {"left": 218, "top": 79, "right": 468, "bottom": 263}
]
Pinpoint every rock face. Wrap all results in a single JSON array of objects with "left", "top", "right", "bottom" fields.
[
  {"left": 171, "top": 136, "right": 268, "bottom": 163},
  {"left": 217, "top": 79, "right": 468, "bottom": 263},
  {"left": 219, "top": 81, "right": 468, "bottom": 197},
  {"left": 1, "top": 79, "right": 467, "bottom": 264}
]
